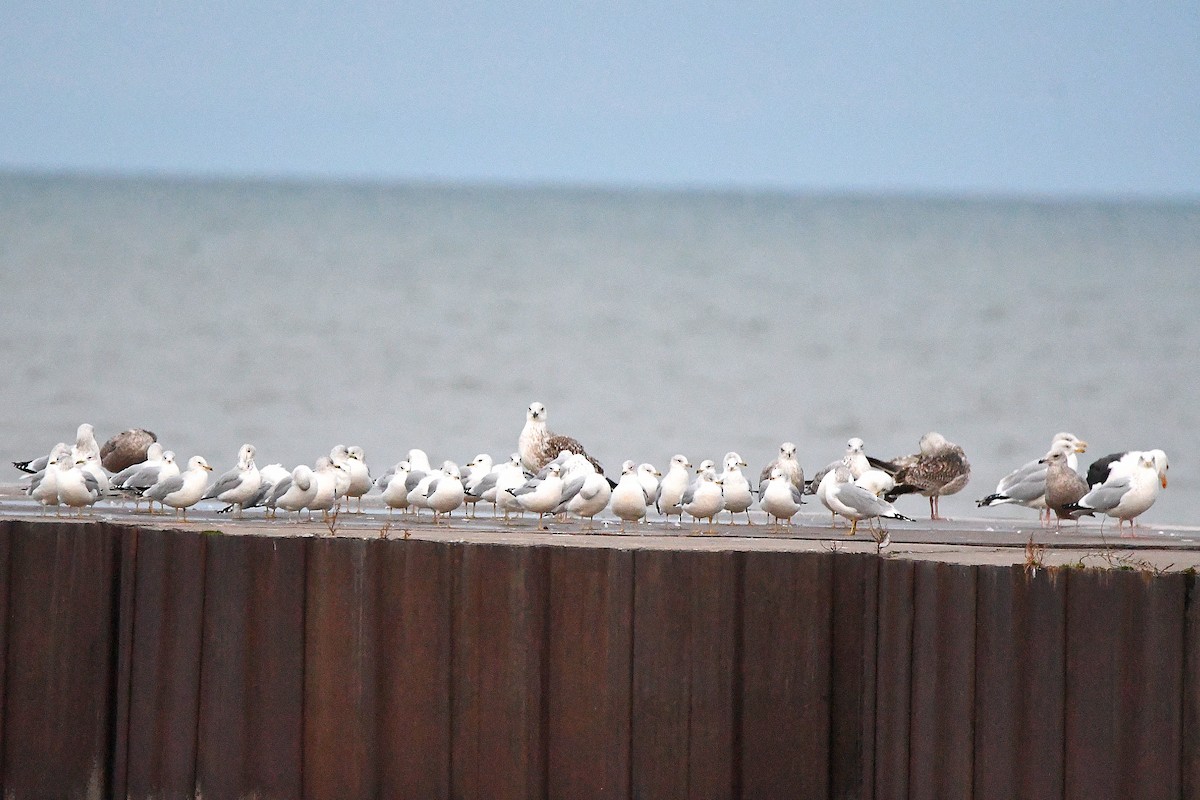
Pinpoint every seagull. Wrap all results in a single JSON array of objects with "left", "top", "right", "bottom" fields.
[
  {"left": 329, "top": 445, "right": 355, "bottom": 508},
  {"left": 512, "top": 462, "right": 566, "bottom": 529},
  {"left": 145, "top": 456, "right": 213, "bottom": 520},
  {"left": 99, "top": 427, "right": 158, "bottom": 473},
  {"left": 760, "top": 442, "right": 804, "bottom": 493},
  {"left": 825, "top": 466, "right": 912, "bottom": 536},
  {"left": 56, "top": 457, "right": 102, "bottom": 515},
  {"left": 758, "top": 466, "right": 805, "bottom": 527},
  {"left": 460, "top": 453, "right": 494, "bottom": 517},
  {"left": 654, "top": 454, "right": 693, "bottom": 522},
  {"left": 518, "top": 401, "right": 604, "bottom": 475},
  {"left": 1085, "top": 449, "right": 1169, "bottom": 491},
  {"left": 235, "top": 463, "right": 290, "bottom": 515},
  {"left": 1041, "top": 449, "right": 1088, "bottom": 528},
  {"left": 28, "top": 445, "right": 71, "bottom": 514},
  {"left": 636, "top": 463, "right": 661, "bottom": 510},
  {"left": 1066, "top": 452, "right": 1165, "bottom": 532},
  {"left": 807, "top": 438, "right": 871, "bottom": 494},
  {"left": 270, "top": 465, "right": 318, "bottom": 522},
  {"left": 203, "top": 443, "right": 262, "bottom": 517},
  {"left": 424, "top": 463, "right": 466, "bottom": 523},
  {"left": 25, "top": 443, "right": 70, "bottom": 511},
  {"left": 610, "top": 461, "right": 650, "bottom": 528},
  {"left": 977, "top": 433, "right": 1088, "bottom": 520},
  {"left": 719, "top": 452, "right": 754, "bottom": 524},
  {"left": 407, "top": 460, "right": 458, "bottom": 517},
  {"left": 879, "top": 432, "right": 971, "bottom": 520},
  {"left": 491, "top": 454, "right": 531, "bottom": 521},
  {"left": 342, "top": 446, "right": 372, "bottom": 512},
  {"left": 380, "top": 461, "right": 413, "bottom": 516},
  {"left": 112, "top": 446, "right": 179, "bottom": 512},
  {"left": 307, "top": 456, "right": 347, "bottom": 523},
  {"left": 681, "top": 466, "right": 724, "bottom": 527},
  {"left": 13, "top": 423, "right": 102, "bottom": 476},
  {"left": 556, "top": 463, "right": 612, "bottom": 528}
]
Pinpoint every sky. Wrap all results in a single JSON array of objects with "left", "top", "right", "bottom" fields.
[{"left": 2, "top": 1, "right": 1197, "bottom": 198}]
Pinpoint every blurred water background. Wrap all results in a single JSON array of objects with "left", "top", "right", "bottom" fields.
[{"left": 1, "top": 172, "right": 1196, "bottom": 524}]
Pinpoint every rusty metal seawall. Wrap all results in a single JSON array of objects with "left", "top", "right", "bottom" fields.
[{"left": 1, "top": 519, "right": 1198, "bottom": 799}]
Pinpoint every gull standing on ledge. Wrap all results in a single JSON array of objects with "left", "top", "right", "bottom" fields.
[
  {"left": 518, "top": 402, "right": 605, "bottom": 475},
  {"left": 1067, "top": 452, "right": 1166, "bottom": 532},
  {"left": 977, "top": 433, "right": 1088, "bottom": 520},
  {"left": 880, "top": 432, "right": 971, "bottom": 520},
  {"left": 203, "top": 444, "right": 262, "bottom": 517},
  {"left": 146, "top": 456, "right": 213, "bottom": 520},
  {"left": 759, "top": 467, "right": 805, "bottom": 527}
]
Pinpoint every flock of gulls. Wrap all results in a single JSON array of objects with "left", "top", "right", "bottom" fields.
[{"left": 9, "top": 403, "right": 1171, "bottom": 537}]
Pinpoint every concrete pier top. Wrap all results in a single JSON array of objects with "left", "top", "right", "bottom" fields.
[{"left": 3, "top": 483, "right": 1197, "bottom": 571}]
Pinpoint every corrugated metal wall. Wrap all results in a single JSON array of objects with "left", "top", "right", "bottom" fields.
[{"left": 0, "top": 519, "right": 1196, "bottom": 799}]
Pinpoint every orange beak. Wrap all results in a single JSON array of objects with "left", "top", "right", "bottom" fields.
[{"left": 1161, "top": 475, "right": 1169, "bottom": 489}]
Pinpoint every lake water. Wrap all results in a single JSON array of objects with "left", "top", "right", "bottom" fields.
[{"left": 2, "top": 172, "right": 1196, "bottom": 524}]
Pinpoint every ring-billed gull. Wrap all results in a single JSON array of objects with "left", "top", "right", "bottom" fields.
[
  {"left": 758, "top": 467, "right": 805, "bottom": 527},
  {"left": 461, "top": 454, "right": 493, "bottom": 517},
  {"left": 879, "top": 432, "right": 971, "bottom": 520},
  {"left": 55, "top": 457, "right": 102, "bottom": 515},
  {"left": 341, "top": 446, "right": 372, "bottom": 512},
  {"left": 28, "top": 444, "right": 70, "bottom": 514},
  {"left": 518, "top": 402, "right": 605, "bottom": 475},
  {"left": 235, "top": 463, "right": 290, "bottom": 515},
  {"left": 424, "top": 463, "right": 465, "bottom": 523},
  {"left": 654, "top": 454, "right": 693, "bottom": 522},
  {"left": 307, "top": 456, "right": 347, "bottom": 523},
  {"left": 610, "top": 461, "right": 649, "bottom": 528},
  {"left": 977, "top": 433, "right": 1088, "bottom": 519},
  {"left": 270, "top": 465, "right": 318, "bottom": 522},
  {"left": 682, "top": 465, "right": 724, "bottom": 527},
  {"left": 407, "top": 460, "right": 457, "bottom": 517},
  {"left": 719, "top": 452, "right": 754, "bottom": 524},
  {"left": 825, "top": 466, "right": 912, "bottom": 536},
  {"left": 1041, "top": 449, "right": 1088, "bottom": 528},
  {"left": 512, "top": 462, "right": 566, "bottom": 529},
  {"left": 145, "top": 456, "right": 213, "bottom": 520},
  {"left": 491, "top": 454, "right": 530, "bottom": 521},
  {"left": 807, "top": 438, "right": 871, "bottom": 495},
  {"left": 1067, "top": 452, "right": 1165, "bottom": 532},
  {"left": 100, "top": 428, "right": 158, "bottom": 472},
  {"left": 112, "top": 446, "right": 179, "bottom": 512},
  {"left": 203, "top": 444, "right": 262, "bottom": 517},
  {"left": 760, "top": 442, "right": 804, "bottom": 493},
  {"left": 556, "top": 463, "right": 612, "bottom": 528},
  {"left": 636, "top": 464, "right": 661, "bottom": 509},
  {"left": 14, "top": 423, "right": 100, "bottom": 475},
  {"left": 380, "top": 461, "right": 413, "bottom": 516}
]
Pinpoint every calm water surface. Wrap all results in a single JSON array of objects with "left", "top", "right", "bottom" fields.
[{"left": 2, "top": 173, "right": 1197, "bottom": 524}]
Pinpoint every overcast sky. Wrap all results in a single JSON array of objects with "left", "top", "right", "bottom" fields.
[{"left": 2, "top": 1, "right": 1197, "bottom": 197}]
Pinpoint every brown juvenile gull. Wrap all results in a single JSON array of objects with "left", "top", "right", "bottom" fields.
[
  {"left": 100, "top": 428, "right": 158, "bottom": 472},
  {"left": 1041, "top": 449, "right": 1088, "bottom": 528},
  {"left": 880, "top": 431, "right": 971, "bottom": 520},
  {"left": 976, "top": 432, "right": 1088, "bottom": 521},
  {"left": 517, "top": 401, "right": 604, "bottom": 475}
]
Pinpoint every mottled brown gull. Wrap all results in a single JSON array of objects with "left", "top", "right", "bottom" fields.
[
  {"left": 880, "top": 432, "right": 971, "bottom": 520},
  {"left": 517, "top": 401, "right": 604, "bottom": 475}
]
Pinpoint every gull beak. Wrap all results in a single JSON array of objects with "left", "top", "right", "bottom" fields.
[
  {"left": 1075, "top": 441, "right": 1089, "bottom": 452},
  {"left": 204, "top": 464, "right": 213, "bottom": 471},
  {"left": 1162, "top": 475, "right": 1169, "bottom": 489}
]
